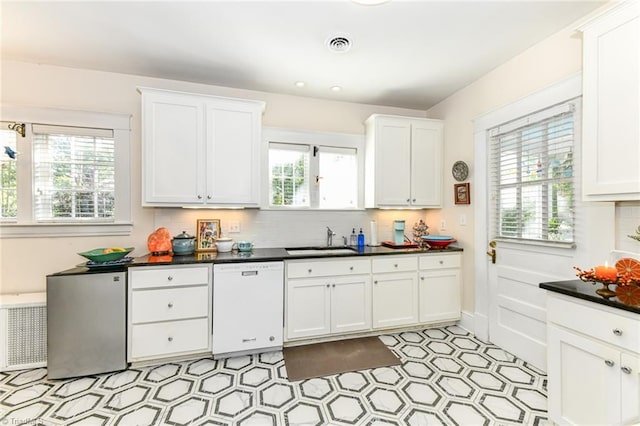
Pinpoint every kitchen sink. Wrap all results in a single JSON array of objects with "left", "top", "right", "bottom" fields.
[{"left": 286, "top": 246, "right": 358, "bottom": 256}]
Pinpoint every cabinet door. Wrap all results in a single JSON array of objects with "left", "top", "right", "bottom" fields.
[
  {"left": 582, "top": 2, "right": 640, "bottom": 200},
  {"left": 286, "top": 278, "right": 331, "bottom": 340},
  {"left": 372, "top": 271, "right": 418, "bottom": 329},
  {"left": 621, "top": 352, "right": 640, "bottom": 425},
  {"left": 547, "top": 325, "right": 621, "bottom": 425},
  {"left": 410, "top": 120, "right": 443, "bottom": 207},
  {"left": 141, "top": 90, "right": 205, "bottom": 205},
  {"left": 205, "top": 100, "right": 262, "bottom": 205},
  {"left": 374, "top": 118, "right": 412, "bottom": 206},
  {"left": 418, "top": 269, "right": 460, "bottom": 323},
  {"left": 330, "top": 275, "right": 372, "bottom": 334}
]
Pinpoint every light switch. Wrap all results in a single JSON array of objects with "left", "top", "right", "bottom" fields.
[
  {"left": 228, "top": 222, "right": 240, "bottom": 233},
  {"left": 459, "top": 214, "right": 467, "bottom": 226},
  {"left": 440, "top": 220, "right": 446, "bottom": 231}
]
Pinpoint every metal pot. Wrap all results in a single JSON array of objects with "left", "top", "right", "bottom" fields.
[{"left": 172, "top": 231, "right": 196, "bottom": 255}]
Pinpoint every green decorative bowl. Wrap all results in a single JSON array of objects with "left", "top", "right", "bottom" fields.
[{"left": 78, "top": 247, "right": 134, "bottom": 262}]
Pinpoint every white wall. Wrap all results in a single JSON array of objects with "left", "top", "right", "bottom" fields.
[
  {"left": 0, "top": 59, "right": 430, "bottom": 295},
  {"left": 616, "top": 201, "right": 640, "bottom": 254}
]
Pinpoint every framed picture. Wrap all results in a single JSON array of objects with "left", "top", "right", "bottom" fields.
[
  {"left": 196, "top": 219, "right": 221, "bottom": 251},
  {"left": 454, "top": 183, "right": 471, "bottom": 205}
]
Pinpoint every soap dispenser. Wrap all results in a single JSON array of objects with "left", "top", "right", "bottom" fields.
[
  {"left": 349, "top": 228, "right": 357, "bottom": 246},
  {"left": 357, "top": 228, "right": 365, "bottom": 248}
]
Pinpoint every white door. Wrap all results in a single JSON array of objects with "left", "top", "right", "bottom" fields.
[{"left": 473, "top": 76, "right": 615, "bottom": 371}]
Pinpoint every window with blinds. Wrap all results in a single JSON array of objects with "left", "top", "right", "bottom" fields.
[
  {"left": 489, "top": 99, "right": 577, "bottom": 246},
  {"left": 0, "top": 126, "right": 18, "bottom": 219},
  {"left": 269, "top": 142, "right": 310, "bottom": 207},
  {"left": 32, "top": 124, "right": 115, "bottom": 221}
]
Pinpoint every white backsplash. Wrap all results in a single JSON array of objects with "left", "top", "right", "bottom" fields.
[
  {"left": 153, "top": 208, "right": 438, "bottom": 248},
  {"left": 616, "top": 201, "right": 640, "bottom": 254}
]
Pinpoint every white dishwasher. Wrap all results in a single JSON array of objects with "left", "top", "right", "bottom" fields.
[{"left": 212, "top": 261, "right": 284, "bottom": 357}]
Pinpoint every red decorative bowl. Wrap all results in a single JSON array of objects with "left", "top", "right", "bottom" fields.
[{"left": 423, "top": 237, "right": 457, "bottom": 248}]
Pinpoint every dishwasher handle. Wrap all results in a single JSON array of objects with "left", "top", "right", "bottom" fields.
[{"left": 241, "top": 270, "right": 258, "bottom": 276}]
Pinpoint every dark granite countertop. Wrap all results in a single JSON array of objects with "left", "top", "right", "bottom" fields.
[
  {"left": 540, "top": 280, "right": 640, "bottom": 315},
  {"left": 55, "top": 245, "right": 463, "bottom": 275},
  {"left": 129, "top": 245, "right": 463, "bottom": 266}
]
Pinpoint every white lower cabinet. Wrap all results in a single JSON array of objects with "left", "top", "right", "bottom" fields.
[
  {"left": 547, "top": 293, "right": 640, "bottom": 425},
  {"left": 285, "top": 258, "right": 371, "bottom": 341},
  {"left": 128, "top": 264, "right": 212, "bottom": 363},
  {"left": 418, "top": 253, "right": 461, "bottom": 323},
  {"left": 372, "top": 255, "right": 418, "bottom": 329}
]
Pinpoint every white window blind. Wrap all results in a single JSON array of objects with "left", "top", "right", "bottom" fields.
[
  {"left": 32, "top": 124, "right": 115, "bottom": 222},
  {"left": 489, "top": 99, "right": 577, "bottom": 246},
  {"left": 0, "top": 125, "right": 17, "bottom": 219},
  {"left": 269, "top": 142, "right": 310, "bottom": 207}
]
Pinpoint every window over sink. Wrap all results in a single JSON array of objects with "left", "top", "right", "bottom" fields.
[{"left": 264, "top": 128, "right": 363, "bottom": 210}]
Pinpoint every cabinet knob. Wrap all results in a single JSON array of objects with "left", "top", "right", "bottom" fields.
[
  {"left": 326, "top": 284, "right": 330, "bottom": 288},
  {"left": 332, "top": 284, "right": 336, "bottom": 288},
  {"left": 421, "top": 277, "right": 425, "bottom": 280},
  {"left": 394, "top": 264, "right": 398, "bottom": 268},
  {"left": 621, "top": 366, "right": 632, "bottom": 374},
  {"left": 412, "top": 198, "right": 416, "bottom": 202},
  {"left": 406, "top": 198, "right": 411, "bottom": 203},
  {"left": 168, "top": 302, "right": 173, "bottom": 308},
  {"left": 269, "top": 336, "right": 275, "bottom": 342},
  {"left": 167, "top": 276, "right": 173, "bottom": 281},
  {"left": 207, "top": 195, "right": 211, "bottom": 200},
  {"left": 604, "top": 359, "right": 615, "bottom": 367},
  {"left": 168, "top": 336, "right": 173, "bottom": 342},
  {"left": 613, "top": 328, "right": 623, "bottom": 336},
  {"left": 350, "top": 266, "right": 354, "bottom": 271},
  {"left": 374, "top": 280, "right": 378, "bottom": 284},
  {"left": 308, "top": 269, "right": 312, "bottom": 274},
  {"left": 197, "top": 195, "right": 202, "bottom": 200},
  {"left": 439, "top": 260, "right": 444, "bottom": 265}
]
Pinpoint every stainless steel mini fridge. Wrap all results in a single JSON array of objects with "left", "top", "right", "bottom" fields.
[{"left": 47, "top": 270, "right": 127, "bottom": 379}]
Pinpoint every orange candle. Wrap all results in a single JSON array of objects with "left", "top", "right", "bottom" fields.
[{"left": 594, "top": 263, "right": 618, "bottom": 281}]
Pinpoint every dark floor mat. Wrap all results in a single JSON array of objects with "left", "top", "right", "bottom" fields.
[{"left": 283, "top": 336, "right": 401, "bottom": 382}]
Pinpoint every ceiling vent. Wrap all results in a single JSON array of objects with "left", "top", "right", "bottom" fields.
[{"left": 326, "top": 35, "right": 352, "bottom": 53}]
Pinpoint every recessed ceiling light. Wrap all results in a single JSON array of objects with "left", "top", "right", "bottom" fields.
[
  {"left": 351, "top": 0, "right": 390, "bottom": 5},
  {"left": 295, "top": 81, "right": 305, "bottom": 88},
  {"left": 330, "top": 86, "right": 342, "bottom": 92}
]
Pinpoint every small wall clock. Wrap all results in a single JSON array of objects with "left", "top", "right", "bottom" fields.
[{"left": 452, "top": 161, "right": 469, "bottom": 182}]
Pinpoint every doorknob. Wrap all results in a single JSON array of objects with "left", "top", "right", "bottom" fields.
[{"left": 486, "top": 240, "right": 496, "bottom": 264}]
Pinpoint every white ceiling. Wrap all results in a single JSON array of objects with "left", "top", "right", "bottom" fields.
[{"left": 1, "top": 0, "right": 605, "bottom": 110}]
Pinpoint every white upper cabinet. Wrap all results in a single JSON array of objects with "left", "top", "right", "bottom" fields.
[
  {"left": 580, "top": 1, "right": 640, "bottom": 201},
  {"left": 365, "top": 115, "right": 443, "bottom": 208},
  {"left": 139, "top": 87, "right": 265, "bottom": 207}
]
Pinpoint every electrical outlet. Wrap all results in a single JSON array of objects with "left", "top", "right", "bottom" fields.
[
  {"left": 228, "top": 222, "right": 240, "bottom": 233},
  {"left": 440, "top": 220, "right": 446, "bottom": 231}
]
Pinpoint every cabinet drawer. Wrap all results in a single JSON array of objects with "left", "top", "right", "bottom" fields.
[
  {"left": 132, "top": 286, "right": 209, "bottom": 324},
  {"left": 547, "top": 295, "right": 640, "bottom": 353},
  {"left": 287, "top": 258, "right": 370, "bottom": 279},
  {"left": 130, "top": 318, "right": 209, "bottom": 359},
  {"left": 419, "top": 254, "right": 461, "bottom": 270},
  {"left": 372, "top": 255, "right": 417, "bottom": 273},
  {"left": 130, "top": 266, "right": 210, "bottom": 289}
]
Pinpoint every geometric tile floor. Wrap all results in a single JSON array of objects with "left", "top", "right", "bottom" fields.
[{"left": 0, "top": 326, "right": 549, "bottom": 425}]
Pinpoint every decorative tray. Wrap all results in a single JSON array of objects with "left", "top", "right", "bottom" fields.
[{"left": 381, "top": 241, "right": 419, "bottom": 249}]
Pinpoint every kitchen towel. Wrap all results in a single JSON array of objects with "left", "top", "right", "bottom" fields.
[{"left": 369, "top": 220, "right": 379, "bottom": 246}]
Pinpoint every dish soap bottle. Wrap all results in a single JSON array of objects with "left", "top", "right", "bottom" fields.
[
  {"left": 357, "top": 228, "right": 365, "bottom": 248},
  {"left": 349, "top": 228, "right": 357, "bottom": 246}
]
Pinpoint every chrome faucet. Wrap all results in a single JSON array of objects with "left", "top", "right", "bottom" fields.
[{"left": 326, "top": 226, "right": 336, "bottom": 246}]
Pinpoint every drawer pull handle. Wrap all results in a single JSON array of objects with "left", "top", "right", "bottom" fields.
[
  {"left": 308, "top": 269, "right": 312, "bottom": 274},
  {"left": 350, "top": 266, "right": 354, "bottom": 271},
  {"left": 613, "top": 328, "right": 623, "bottom": 336},
  {"left": 621, "top": 366, "right": 632, "bottom": 374},
  {"left": 197, "top": 195, "right": 202, "bottom": 200},
  {"left": 332, "top": 284, "right": 336, "bottom": 288},
  {"left": 326, "top": 284, "right": 330, "bottom": 288},
  {"left": 374, "top": 280, "right": 378, "bottom": 284},
  {"left": 394, "top": 264, "right": 398, "bottom": 268},
  {"left": 421, "top": 277, "right": 425, "bottom": 280},
  {"left": 168, "top": 302, "right": 173, "bottom": 308},
  {"left": 439, "top": 260, "right": 444, "bottom": 265},
  {"left": 168, "top": 337, "right": 173, "bottom": 342},
  {"left": 605, "top": 359, "right": 615, "bottom": 367},
  {"left": 167, "top": 276, "right": 173, "bottom": 281},
  {"left": 242, "top": 338, "right": 257, "bottom": 343},
  {"left": 207, "top": 195, "right": 211, "bottom": 200}
]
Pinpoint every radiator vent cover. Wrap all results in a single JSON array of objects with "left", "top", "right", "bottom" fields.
[{"left": 0, "top": 293, "right": 47, "bottom": 371}]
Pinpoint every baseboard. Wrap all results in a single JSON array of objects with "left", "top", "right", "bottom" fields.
[{"left": 457, "top": 310, "right": 474, "bottom": 335}]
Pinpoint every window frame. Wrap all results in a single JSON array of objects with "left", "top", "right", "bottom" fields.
[
  {"left": 0, "top": 105, "right": 132, "bottom": 238},
  {"left": 262, "top": 127, "right": 365, "bottom": 210},
  {"left": 488, "top": 98, "right": 581, "bottom": 249}
]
